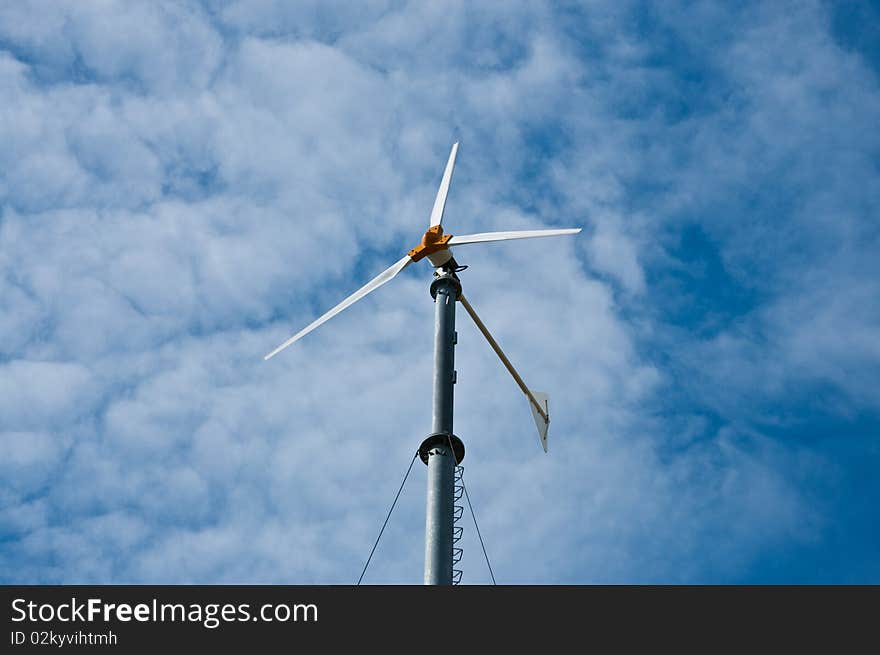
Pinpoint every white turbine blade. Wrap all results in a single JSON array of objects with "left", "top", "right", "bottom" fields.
[
  {"left": 428, "top": 142, "right": 459, "bottom": 228},
  {"left": 447, "top": 227, "right": 581, "bottom": 246},
  {"left": 459, "top": 293, "right": 551, "bottom": 452},
  {"left": 264, "top": 254, "right": 412, "bottom": 360}
]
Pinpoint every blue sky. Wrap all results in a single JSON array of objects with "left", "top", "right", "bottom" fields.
[{"left": 1, "top": 0, "right": 878, "bottom": 584}]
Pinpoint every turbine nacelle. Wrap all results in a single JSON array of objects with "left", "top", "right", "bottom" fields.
[{"left": 408, "top": 224, "right": 454, "bottom": 267}]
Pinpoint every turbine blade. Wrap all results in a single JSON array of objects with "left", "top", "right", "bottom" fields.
[
  {"left": 264, "top": 254, "right": 413, "bottom": 360},
  {"left": 448, "top": 227, "right": 581, "bottom": 246},
  {"left": 428, "top": 142, "right": 459, "bottom": 228},
  {"left": 459, "top": 293, "right": 550, "bottom": 452}
]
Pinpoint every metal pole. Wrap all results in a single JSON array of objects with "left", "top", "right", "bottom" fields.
[{"left": 421, "top": 270, "right": 461, "bottom": 585}]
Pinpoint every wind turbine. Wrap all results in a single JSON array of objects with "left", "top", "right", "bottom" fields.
[{"left": 265, "top": 143, "right": 580, "bottom": 584}]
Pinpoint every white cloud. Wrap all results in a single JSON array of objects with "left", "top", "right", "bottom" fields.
[{"left": 1, "top": 0, "right": 877, "bottom": 583}]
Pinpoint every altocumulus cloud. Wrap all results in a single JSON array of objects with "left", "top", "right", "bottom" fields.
[{"left": 0, "top": 0, "right": 878, "bottom": 583}]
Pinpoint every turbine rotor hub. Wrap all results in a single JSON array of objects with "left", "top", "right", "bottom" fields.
[{"left": 408, "top": 224, "right": 453, "bottom": 264}]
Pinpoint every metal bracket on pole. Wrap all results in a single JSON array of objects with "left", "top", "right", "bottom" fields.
[
  {"left": 419, "top": 432, "right": 465, "bottom": 466},
  {"left": 430, "top": 268, "right": 462, "bottom": 299}
]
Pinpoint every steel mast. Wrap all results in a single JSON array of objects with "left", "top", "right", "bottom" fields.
[{"left": 419, "top": 265, "right": 464, "bottom": 585}]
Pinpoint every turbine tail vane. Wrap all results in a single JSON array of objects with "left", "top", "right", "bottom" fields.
[
  {"left": 529, "top": 391, "right": 550, "bottom": 453},
  {"left": 459, "top": 293, "right": 551, "bottom": 452}
]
